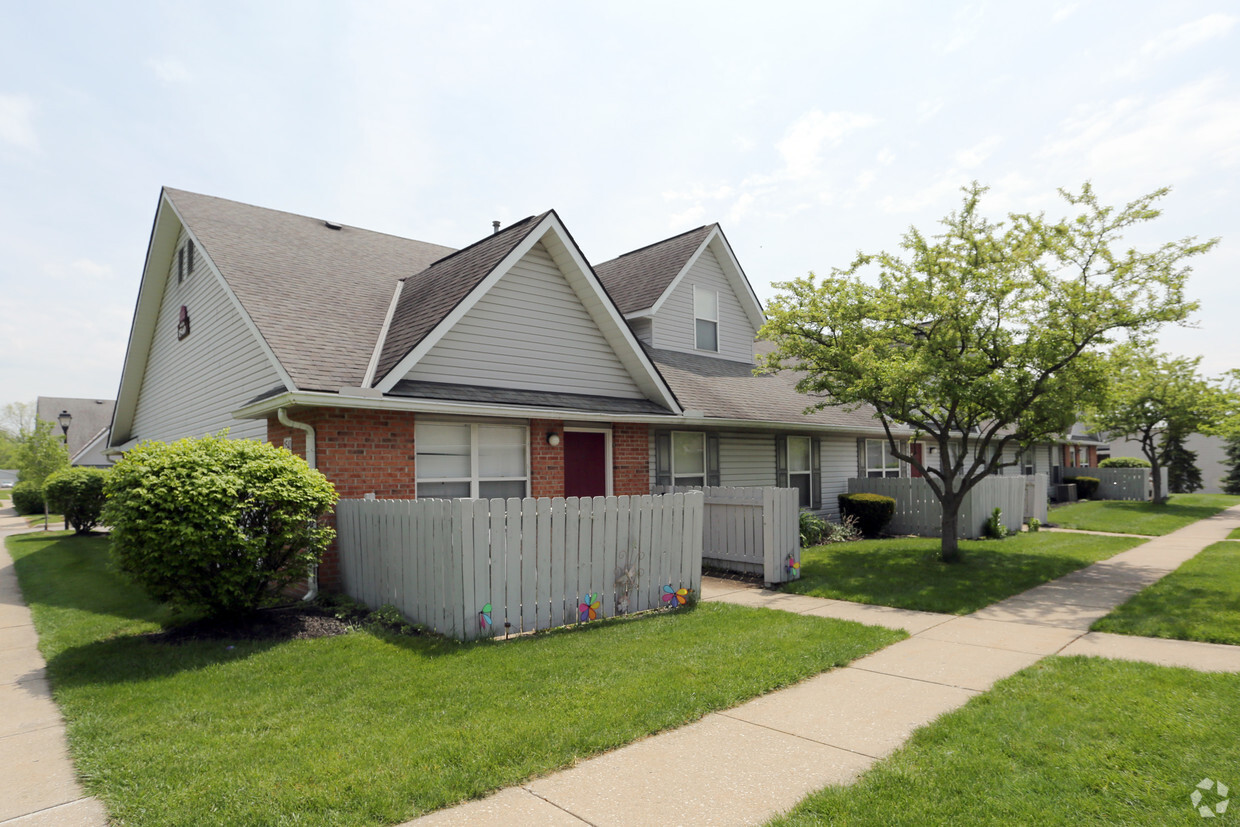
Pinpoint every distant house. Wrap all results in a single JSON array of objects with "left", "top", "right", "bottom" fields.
[
  {"left": 1102, "top": 432, "right": 1229, "bottom": 495},
  {"left": 35, "top": 397, "right": 115, "bottom": 467},
  {"left": 109, "top": 189, "right": 1080, "bottom": 583}
]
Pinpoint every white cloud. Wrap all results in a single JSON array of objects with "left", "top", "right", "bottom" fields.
[
  {"left": 1052, "top": 3, "right": 1080, "bottom": 24},
  {"left": 876, "top": 147, "right": 896, "bottom": 166},
  {"left": 668, "top": 204, "right": 706, "bottom": 227},
  {"left": 147, "top": 57, "right": 192, "bottom": 85},
  {"left": 776, "top": 109, "right": 878, "bottom": 179},
  {"left": 0, "top": 94, "right": 38, "bottom": 150},
  {"left": 917, "top": 98, "right": 945, "bottom": 123},
  {"left": 954, "top": 136, "right": 1002, "bottom": 169},
  {"left": 941, "top": 3, "right": 987, "bottom": 53},
  {"left": 1142, "top": 13, "right": 1236, "bottom": 61},
  {"left": 879, "top": 177, "right": 964, "bottom": 215}
]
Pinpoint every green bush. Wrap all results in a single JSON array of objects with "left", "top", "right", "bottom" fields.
[
  {"left": 838, "top": 493, "right": 896, "bottom": 537},
  {"left": 983, "top": 506, "right": 1009, "bottom": 539},
  {"left": 11, "top": 481, "right": 44, "bottom": 515},
  {"left": 1099, "top": 457, "right": 1150, "bottom": 468},
  {"left": 799, "top": 511, "right": 828, "bottom": 546},
  {"left": 1068, "top": 476, "right": 1101, "bottom": 499},
  {"left": 1028, "top": 517, "right": 1041, "bottom": 533},
  {"left": 103, "top": 435, "right": 338, "bottom": 618},
  {"left": 44, "top": 467, "right": 108, "bottom": 534}
]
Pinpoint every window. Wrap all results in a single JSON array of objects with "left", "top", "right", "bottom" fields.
[
  {"left": 694, "top": 286, "right": 718, "bottom": 352},
  {"left": 671, "top": 431, "right": 706, "bottom": 486},
  {"left": 415, "top": 422, "right": 528, "bottom": 499},
  {"left": 177, "top": 247, "right": 185, "bottom": 284},
  {"left": 187, "top": 240, "right": 195, "bottom": 275},
  {"left": 865, "top": 439, "right": 901, "bottom": 478},
  {"left": 1022, "top": 450, "right": 1036, "bottom": 476},
  {"left": 787, "top": 436, "right": 813, "bottom": 508}
]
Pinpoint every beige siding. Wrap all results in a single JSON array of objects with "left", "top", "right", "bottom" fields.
[
  {"left": 131, "top": 228, "right": 281, "bottom": 444},
  {"left": 719, "top": 433, "right": 777, "bottom": 488},
  {"left": 651, "top": 246, "right": 755, "bottom": 363},
  {"left": 819, "top": 435, "right": 856, "bottom": 520},
  {"left": 404, "top": 242, "right": 644, "bottom": 398}
]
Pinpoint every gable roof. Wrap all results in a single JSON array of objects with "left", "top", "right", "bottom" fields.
[
  {"left": 370, "top": 213, "right": 547, "bottom": 383},
  {"left": 164, "top": 188, "right": 456, "bottom": 391},
  {"left": 594, "top": 224, "right": 715, "bottom": 314},
  {"left": 36, "top": 397, "right": 115, "bottom": 457}
]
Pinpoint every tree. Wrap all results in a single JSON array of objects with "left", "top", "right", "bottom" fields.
[
  {"left": 15, "top": 421, "right": 69, "bottom": 527},
  {"left": 44, "top": 467, "right": 108, "bottom": 534},
  {"left": 1162, "top": 428, "right": 1202, "bottom": 494},
  {"left": 760, "top": 183, "right": 1213, "bottom": 562},
  {"left": 0, "top": 401, "right": 36, "bottom": 438},
  {"left": 1222, "top": 436, "right": 1240, "bottom": 496},
  {"left": 1086, "top": 345, "right": 1224, "bottom": 503},
  {"left": 103, "top": 435, "right": 337, "bottom": 617}
]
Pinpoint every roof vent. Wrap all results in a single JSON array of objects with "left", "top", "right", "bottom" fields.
[
  {"left": 324, "top": 220, "right": 342, "bottom": 231},
  {"left": 492, "top": 220, "right": 501, "bottom": 234}
]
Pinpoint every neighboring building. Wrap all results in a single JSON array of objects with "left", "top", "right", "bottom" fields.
[
  {"left": 35, "top": 397, "right": 115, "bottom": 466},
  {"left": 110, "top": 188, "right": 1078, "bottom": 585},
  {"left": 1102, "top": 432, "right": 1229, "bottom": 495}
]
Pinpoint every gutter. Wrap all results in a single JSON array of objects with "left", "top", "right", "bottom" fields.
[{"left": 277, "top": 407, "right": 319, "bottom": 602}]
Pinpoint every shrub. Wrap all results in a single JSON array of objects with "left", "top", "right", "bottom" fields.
[
  {"left": 799, "top": 511, "right": 828, "bottom": 546},
  {"left": 44, "top": 467, "right": 108, "bottom": 534},
  {"left": 824, "top": 514, "right": 862, "bottom": 543},
  {"left": 838, "top": 493, "right": 896, "bottom": 537},
  {"left": 1068, "top": 476, "right": 1101, "bottom": 499},
  {"left": 983, "top": 506, "right": 1009, "bottom": 539},
  {"left": 1099, "top": 457, "right": 1150, "bottom": 468},
  {"left": 11, "top": 481, "right": 44, "bottom": 515},
  {"left": 103, "top": 435, "right": 338, "bottom": 618},
  {"left": 1027, "top": 517, "right": 1041, "bottom": 533}
]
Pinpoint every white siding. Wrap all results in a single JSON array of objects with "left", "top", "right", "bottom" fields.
[
  {"left": 628, "top": 317, "right": 653, "bottom": 346},
  {"left": 719, "top": 433, "right": 777, "bottom": 488},
  {"left": 651, "top": 246, "right": 756, "bottom": 363},
  {"left": 131, "top": 228, "right": 281, "bottom": 444},
  {"left": 819, "top": 435, "right": 857, "bottom": 520},
  {"left": 405, "top": 242, "right": 644, "bottom": 399}
]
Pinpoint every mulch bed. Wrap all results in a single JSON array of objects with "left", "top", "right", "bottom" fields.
[{"left": 144, "top": 604, "right": 356, "bottom": 645}]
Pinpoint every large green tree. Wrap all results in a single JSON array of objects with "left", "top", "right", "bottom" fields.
[
  {"left": 1086, "top": 346, "right": 1225, "bottom": 503},
  {"left": 15, "top": 421, "right": 70, "bottom": 526},
  {"left": 761, "top": 183, "right": 1212, "bottom": 562}
]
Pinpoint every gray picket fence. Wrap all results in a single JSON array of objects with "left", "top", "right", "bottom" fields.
[
  {"left": 656, "top": 486, "right": 801, "bottom": 585},
  {"left": 335, "top": 492, "right": 703, "bottom": 641},
  {"left": 847, "top": 474, "right": 1046, "bottom": 538},
  {"left": 1053, "top": 467, "right": 1167, "bottom": 501}
]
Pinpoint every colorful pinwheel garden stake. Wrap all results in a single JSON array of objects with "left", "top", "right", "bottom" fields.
[
  {"left": 786, "top": 555, "right": 800, "bottom": 578},
  {"left": 479, "top": 603, "right": 493, "bottom": 630},
  {"left": 578, "top": 593, "right": 600, "bottom": 622},
  {"left": 661, "top": 584, "right": 689, "bottom": 606}
]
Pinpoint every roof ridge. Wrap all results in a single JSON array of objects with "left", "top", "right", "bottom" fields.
[
  {"left": 403, "top": 212, "right": 545, "bottom": 279},
  {"left": 597, "top": 222, "right": 714, "bottom": 267}
]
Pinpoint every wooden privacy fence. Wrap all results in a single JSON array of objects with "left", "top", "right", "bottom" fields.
[
  {"left": 655, "top": 486, "right": 801, "bottom": 585},
  {"left": 1052, "top": 467, "right": 1167, "bottom": 501},
  {"left": 335, "top": 492, "right": 703, "bottom": 642},
  {"left": 848, "top": 474, "right": 1046, "bottom": 538}
]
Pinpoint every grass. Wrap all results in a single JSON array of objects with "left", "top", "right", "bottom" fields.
[
  {"left": 782, "top": 532, "right": 1144, "bottom": 614},
  {"left": 771, "top": 657, "right": 1240, "bottom": 826},
  {"left": 1228, "top": 527, "right": 1240, "bottom": 540},
  {"left": 1092, "top": 541, "right": 1240, "bottom": 645},
  {"left": 1048, "top": 493, "right": 1240, "bottom": 536},
  {"left": 8, "top": 533, "right": 902, "bottom": 826}
]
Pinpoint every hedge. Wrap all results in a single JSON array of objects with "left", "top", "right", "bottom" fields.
[
  {"left": 1068, "top": 476, "right": 1101, "bottom": 499},
  {"left": 838, "top": 493, "right": 896, "bottom": 536},
  {"left": 44, "top": 467, "right": 108, "bottom": 534},
  {"left": 11, "top": 481, "right": 44, "bottom": 515},
  {"left": 1098, "top": 457, "right": 1151, "bottom": 468}
]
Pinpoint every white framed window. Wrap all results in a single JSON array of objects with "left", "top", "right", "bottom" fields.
[
  {"left": 865, "top": 439, "right": 901, "bottom": 478},
  {"left": 1021, "top": 449, "right": 1036, "bottom": 476},
  {"left": 415, "top": 421, "right": 528, "bottom": 499},
  {"left": 671, "top": 431, "right": 706, "bottom": 487},
  {"left": 693, "top": 286, "right": 718, "bottom": 352},
  {"left": 787, "top": 436, "right": 813, "bottom": 508}
]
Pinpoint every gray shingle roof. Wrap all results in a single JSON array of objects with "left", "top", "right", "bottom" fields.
[
  {"left": 388, "top": 379, "right": 674, "bottom": 415},
  {"left": 594, "top": 225, "right": 715, "bottom": 314},
  {"left": 36, "top": 397, "right": 116, "bottom": 457},
  {"left": 164, "top": 188, "right": 456, "bottom": 391},
  {"left": 646, "top": 344, "right": 910, "bottom": 433},
  {"left": 372, "top": 213, "right": 548, "bottom": 384}
]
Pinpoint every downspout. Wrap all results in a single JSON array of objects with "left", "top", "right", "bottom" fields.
[{"left": 277, "top": 407, "right": 319, "bottom": 602}]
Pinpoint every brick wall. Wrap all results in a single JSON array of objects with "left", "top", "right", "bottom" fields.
[
  {"left": 613, "top": 422, "right": 650, "bottom": 495},
  {"left": 530, "top": 418, "right": 565, "bottom": 498}
]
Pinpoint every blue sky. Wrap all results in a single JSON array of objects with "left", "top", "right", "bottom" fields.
[{"left": 2, "top": 1, "right": 1237, "bottom": 409}]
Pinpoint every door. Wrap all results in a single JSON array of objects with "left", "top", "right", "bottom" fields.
[
  {"left": 564, "top": 431, "right": 608, "bottom": 498},
  {"left": 910, "top": 442, "right": 924, "bottom": 478}
]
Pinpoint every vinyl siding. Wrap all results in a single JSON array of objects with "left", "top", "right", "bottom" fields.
[
  {"left": 130, "top": 227, "right": 281, "bottom": 444},
  {"left": 718, "top": 433, "right": 777, "bottom": 487},
  {"left": 819, "top": 435, "right": 856, "bottom": 520},
  {"left": 628, "top": 317, "right": 652, "bottom": 346},
  {"left": 404, "top": 242, "right": 644, "bottom": 399},
  {"left": 651, "top": 246, "right": 755, "bottom": 363}
]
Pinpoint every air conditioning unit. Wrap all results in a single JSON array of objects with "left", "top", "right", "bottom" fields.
[{"left": 1054, "top": 484, "right": 1078, "bottom": 503}]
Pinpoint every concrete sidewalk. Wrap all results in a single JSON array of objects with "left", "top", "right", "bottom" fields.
[
  {"left": 410, "top": 505, "right": 1240, "bottom": 826},
  {"left": 0, "top": 509, "right": 106, "bottom": 826}
]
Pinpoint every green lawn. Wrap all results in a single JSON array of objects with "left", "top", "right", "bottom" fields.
[
  {"left": 771, "top": 657, "right": 1240, "bottom": 826},
  {"left": 782, "top": 532, "right": 1144, "bottom": 614},
  {"left": 1228, "top": 527, "right": 1240, "bottom": 540},
  {"left": 1092, "top": 541, "right": 1240, "bottom": 645},
  {"left": 1048, "top": 493, "right": 1240, "bottom": 536},
  {"left": 8, "top": 533, "right": 902, "bottom": 827}
]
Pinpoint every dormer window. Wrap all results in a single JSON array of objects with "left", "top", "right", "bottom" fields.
[{"left": 694, "top": 286, "right": 718, "bottom": 352}]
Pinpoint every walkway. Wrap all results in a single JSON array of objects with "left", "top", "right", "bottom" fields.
[
  {"left": 0, "top": 509, "right": 106, "bottom": 826},
  {"left": 409, "top": 505, "right": 1240, "bottom": 826}
]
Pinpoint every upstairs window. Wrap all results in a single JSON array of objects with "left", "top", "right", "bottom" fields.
[
  {"left": 694, "top": 286, "right": 718, "bottom": 352},
  {"left": 187, "top": 239, "right": 195, "bottom": 275},
  {"left": 865, "top": 439, "right": 901, "bottom": 478},
  {"left": 415, "top": 422, "right": 528, "bottom": 499},
  {"left": 177, "top": 247, "right": 185, "bottom": 284}
]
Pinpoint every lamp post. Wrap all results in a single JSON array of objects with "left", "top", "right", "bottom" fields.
[{"left": 56, "top": 411, "right": 71, "bottom": 530}]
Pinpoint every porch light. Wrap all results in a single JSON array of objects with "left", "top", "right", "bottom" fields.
[
  {"left": 57, "top": 410, "right": 72, "bottom": 442},
  {"left": 546, "top": 432, "right": 561, "bottom": 447}
]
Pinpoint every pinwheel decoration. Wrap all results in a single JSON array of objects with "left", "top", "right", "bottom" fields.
[
  {"left": 786, "top": 555, "right": 800, "bottom": 578},
  {"left": 579, "top": 593, "right": 601, "bottom": 622},
  {"left": 661, "top": 585, "right": 689, "bottom": 606},
  {"left": 479, "top": 603, "right": 493, "bottom": 629}
]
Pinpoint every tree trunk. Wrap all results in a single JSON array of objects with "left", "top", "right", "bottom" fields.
[
  {"left": 1149, "top": 459, "right": 1166, "bottom": 504},
  {"left": 940, "top": 502, "right": 962, "bottom": 563}
]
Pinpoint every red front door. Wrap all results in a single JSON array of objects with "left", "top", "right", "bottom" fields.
[
  {"left": 564, "top": 431, "right": 607, "bottom": 498},
  {"left": 910, "top": 443, "right": 924, "bottom": 478}
]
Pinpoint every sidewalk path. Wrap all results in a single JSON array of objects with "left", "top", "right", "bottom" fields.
[
  {"left": 0, "top": 508, "right": 106, "bottom": 826},
  {"left": 410, "top": 504, "right": 1240, "bottom": 826}
]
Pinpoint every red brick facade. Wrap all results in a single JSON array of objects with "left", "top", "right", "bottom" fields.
[{"left": 268, "top": 409, "right": 652, "bottom": 589}]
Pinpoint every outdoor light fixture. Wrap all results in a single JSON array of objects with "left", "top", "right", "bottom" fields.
[
  {"left": 57, "top": 410, "right": 72, "bottom": 442},
  {"left": 546, "top": 432, "right": 561, "bottom": 447}
]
